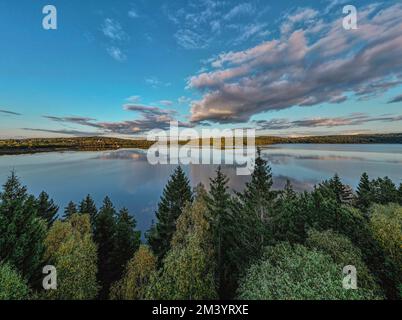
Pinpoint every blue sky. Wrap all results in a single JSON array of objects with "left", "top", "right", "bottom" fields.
[{"left": 0, "top": 0, "right": 401, "bottom": 138}]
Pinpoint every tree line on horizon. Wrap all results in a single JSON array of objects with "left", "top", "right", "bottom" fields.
[{"left": 0, "top": 149, "right": 401, "bottom": 300}]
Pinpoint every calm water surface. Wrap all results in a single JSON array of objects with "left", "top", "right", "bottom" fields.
[{"left": 0, "top": 144, "right": 401, "bottom": 233}]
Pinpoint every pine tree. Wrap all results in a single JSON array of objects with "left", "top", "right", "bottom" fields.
[
  {"left": 356, "top": 173, "right": 372, "bottom": 212},
  {"left": 207, "top": 167, "right": 234, "bottom": 298},
  {"left": 147, "top": 166, "right": 193, "bottom": 261},
  {"left": 112, "top": 208, "right": 141, "bottom": 281},
  {"left": 37, "top": 191, "right": 59, "bottom": 227},
  {"left": 64, "top": 201, "right": 77, "bottom": 220},
  {"left": 79, "top": 194, "right": 98, "bottom": 227},
  {"left": 93, "top": 196, "right": 117, "bottom": 298},
  {"left": 0, "top": 172, "right": 46, "bottom": 283}
]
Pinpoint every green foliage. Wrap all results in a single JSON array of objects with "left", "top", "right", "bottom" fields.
[
  {"left": 355, "top": 173, "right": 372, "bottom": 213},
  {"left": 238, "top": 243, "right": 381, "bottom": 300},
  {"left": 306, "top": 229, "right": 382, "bottom": 294},
  {"left": 147, "top": 166, "right": 193, "bottom": 261},
  {"left": 234, "top": 148, "right": 277, "bottom": 263},
  {"left": 398, "top": 184, "right": 402, "bottom": 205},
  {"left": 93, "top": 196, "right": 117, "bottom": 298},
  {"left": 63, "top": 201, "right": 77, "bottom": 220},
  {"left": 316, "top": 174, "right": 354, "bottom": 205},
  {"left": 207, "top": 167, "right": 236, "bottom": 298},
  {"left": 36, "top": 191, "right": 59, "bottom": 227},
  {"left": 370, "top": 177, "right": 399, "bottom": 205},
  {"left": 0, "top": 172, "right": 47, "bottom": 283},
  {"left": 112, "top": 207, "right": 141, "bottom": 281},
  {"left": 79, "top": 194, "right": 98, "bottom": 226},
  {"left": 110, "top": 245, "right": 156, "bottom": 300},
  {"left": 369, "top": 204, "right": 402, "bottom": 298},
  {"left": 0, "top": 263, "right": 30, "bottom": 300},
  {"left": 44, "top": 214, "right": 99, "bottom": 300},
  {"left": 147, "top": 187, "right": 217, "bottom": 300}
]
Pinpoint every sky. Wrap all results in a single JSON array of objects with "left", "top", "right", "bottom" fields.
[{"left": 0, "top": 0, "right": 401, "bottom": 138}]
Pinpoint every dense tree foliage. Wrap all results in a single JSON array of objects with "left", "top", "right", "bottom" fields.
[
  {"left": 110, "top": 245, "right": 157, "bottom": 300},
  {"left": 1, "top": 157, "right": 401, "bottom": 301},
  {"left": 0, "top": 172, "right": 46, "bottom": 284},
  {"left": 79, "top": 194, "right": 98, "bottom": 226},
  {"left": 147, "top": 166, "right": 193, "bottom": 261},
  {"left": 112, "top": 208, "right": 141, "bottom": 281},
  {"left": 369, "top": 204, "right": 402, "bottom": 298},
  {"left": 206, "top": 167, "right": 236, "bottom": 298},
  {"left": 43, "top": 214, "right": 99, "bottom": 300},
  {"left": 93, "top": 197, "right": 141, "bottom": 299},
  {"left": 93, "top": 196, "right": 117, "bottom": 298},
  {"left": 36, "top": 191, "right": 59, "bottom": 227},
  {"left": 237, "top": 243, "right": 381, "bottom": 300},
  {"left": 306, "top": 229, "right": 382, "bottom": 294},
  {"left": 0, "top": 263, "right": 30, "bottom": 300},
  {"left": 63, "top": 201, "right": 77, "bottom": 220},
  {"left": 147, "top": 186, "right": 217, "bottom": 300}
]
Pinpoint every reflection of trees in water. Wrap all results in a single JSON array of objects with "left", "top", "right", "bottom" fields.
[
  {"left": 95, "top": 149, "right": 148, "bottom": 161},
  {"left": 93, "top": 149, "right": 326, "bottom": 193}
]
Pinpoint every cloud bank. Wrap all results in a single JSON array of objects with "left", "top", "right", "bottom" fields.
[{"left": 189, "top": 3, "right": 402, "bottom": 124}]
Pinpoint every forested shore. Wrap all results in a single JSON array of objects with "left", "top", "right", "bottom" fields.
[
  {"left": 0, "top": 149, "right": 401, "bottom": 300},
  {"left": 1, "top": 133, "right": 402, "bottom": 155}
]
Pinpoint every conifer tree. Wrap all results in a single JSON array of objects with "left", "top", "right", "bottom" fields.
[
  {"left": 147, "top": 166, "right": 193, "bottom": 261},
  {"left": 93, "top": 196, "right": 117, "bottom": 298},
  {"left": 0, "top": 172, "right": 46, "bottom": 283},
  {"left": 64, "top": 201, "right": 77, "bottom": 220},
  {"left": 112, "top": 207, "right": 141, "bottom": 281},
  {"left": 356, "top": 173, "right": 372, "bottom": 212},
  {"left": 236, "top": 148, "right": 276, "bottom": 254},
  {"left": 207, "top": 167, "right": 235, "bottom": 298},
  {"left": 79, "top": 194, "right": 98, "bottom": 226},
  {"left": 37, "top": 191, "right": 59, "bottom": 227},
  {"left": 371, "top": 177, "right": 398, "bottom": 205}
]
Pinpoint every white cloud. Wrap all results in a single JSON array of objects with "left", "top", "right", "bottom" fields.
[
  {"left": 101, "top": 18, "right": 128, "bottom": 41},
  {"left": 106, "top": 47, "right": 126, "bottom": 62},
  {"left": 224, "top": 3, "right": 256, "bottom": 20},
  {"left": 128, "top": 9, "right": 139, "bottom": 19},
  {"left": 188, "top": 3, "right": 402, "bottom": 123}
]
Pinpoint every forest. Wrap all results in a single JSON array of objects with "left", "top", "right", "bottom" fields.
[
  {"left": 1, "top": 133, "right": 402, "bottom": 155},
  {"left": 0, "top": 148, "right": 401, "bottom": 300}
]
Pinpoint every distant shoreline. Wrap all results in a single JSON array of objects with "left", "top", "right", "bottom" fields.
[{"left": 1, "top": 133, "right": 402, "bottom": 156}]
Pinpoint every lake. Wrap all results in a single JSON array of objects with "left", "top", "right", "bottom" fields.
[{"left": 0, "top": 144, "right": 401, "bottom": 233}]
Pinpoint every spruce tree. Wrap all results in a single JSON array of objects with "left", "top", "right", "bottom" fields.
[
  {"left": 93, "top": 196, "right": 117, "bottom": 298},
  {"left": 37, "top": 191, "right": 59, "bottom": 227},
  {"left": 207, "top": 167, "right": 234, "bottom": 298},
  {"left": 236, "top": 148, "right": 276, "bottom": 253},
  {"left": 0, "top": 172, "right": 46, "bottom": 283},
  {"left": 64, "top": 201, "right": 77, "bottom": 220},
  {"left": 112, "top": 208, "right": 141, "bottom": 281},
  {"left": 79, "top": 194, "right": 98, "bottom": 227},
  {"left": 356, "top": 172, "right": 372, "bottom": 212},
  {"left": 147, "top": 166, "right": 193, "bottom": 261}
]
